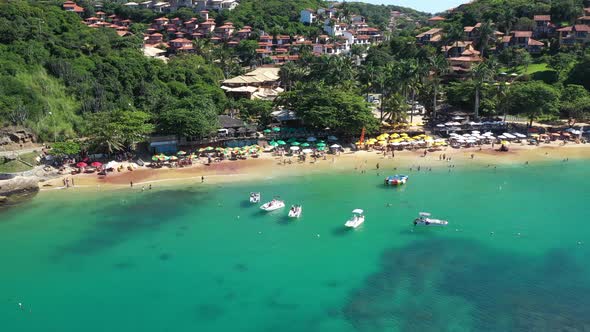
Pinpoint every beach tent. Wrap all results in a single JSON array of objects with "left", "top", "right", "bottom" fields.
[
  {"left": 269, "top": 141, "right": 279, "bottom": 147},
  {"left": 316, "top": 143, "right": 326, "bottom": 147},
  {"left": 272, "top": 127, "right": 281, "bottom": 132},
  {"left": 291, "top": 141, "right": 301, "bottom": 146},
  {"left": 105, "top": 161, "right": 119, "bottom": 169}
]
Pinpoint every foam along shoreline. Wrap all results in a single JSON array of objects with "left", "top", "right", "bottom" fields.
[{"left": 39, "top": 143, "right": 590, "bottom": 192}]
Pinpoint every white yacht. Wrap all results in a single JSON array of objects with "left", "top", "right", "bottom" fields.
[
  {"left": 288, "top": 205, "right": 302, "bottom": 218},
  {"left": 250, "top": 192, "right": 261, "bottom": 203},
  {"left": 260, "top": 198, "right": 285, "bottom": 211},
  {"left": 413, "top": 212, "right": 448, "bottom": 226},
  {"left": 345, "top": 209, "right": 365, "bottom": 228}
]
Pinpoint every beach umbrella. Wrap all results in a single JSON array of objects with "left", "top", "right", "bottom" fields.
[
  {"left": 263, "top": 129, "right": 271, "bottom": 133},
  {"left": 269, "top": 141, "right": 279, "bottom": 147},
  {"left": 152, "top": 156, "right": 159, "bottom": 161},
  {"left": 290, "top": 146, "right": 300, "bottom": 151},
  {"left": 177, "top": 151, "right": 187, "bottom": 155},
  {"left": 302, "top": 148, "right": 313, "bottom": 154},
  {"left": 317, "top": 147, "right": 326, "bottom": 151},
  {"left": 316, "top": 142, "right": 326, "bottom": 147},
  {"left": 291, "top": 141, "right": 301, "bottom": 146},
  {"left": 90, "top": 161, "right": 102, "bottom": 167},
  {"left": 330, "top": 144, "right": 341, "bottom": 148},
  {"left": 272, "top": 127, "right": 281, "bottom": 132},
  {"left": 301, "top": 142, "right": 310, "bottom": 147},
  {"left": 327, "top": 135, "right": 338, "bottom": 141},
  {"left": 205, "top": 146, "right": 214, "bottom": 151},
  {"left": 287, "top": 137, "right": 297, "bottom": 143},
  {"left": 307, "top": 137, "right": 317, "bottom": 142},
  {"left": 76, "top": 162, "right": 88, "bottom": 168},
  {"left": 277, "top": 140, "right": 286, "bottom": 145},
  {"left": 170, "top": 156, "right": 178, "bottom": 161}
]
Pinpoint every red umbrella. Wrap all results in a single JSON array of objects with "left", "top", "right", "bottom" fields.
[
  {"left": 90, "top": 161, "right": 102, "bottom": 167},
  {"left": 76, "top": 162, "right": 88, "bottom": 168}
]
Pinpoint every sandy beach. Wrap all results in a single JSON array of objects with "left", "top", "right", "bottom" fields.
[{"left": 39, "top": 142, "right": 590, "bottom": 193}]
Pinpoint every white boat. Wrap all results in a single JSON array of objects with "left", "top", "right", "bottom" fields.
[
  {"left": 288, "top": 205, "right": 302, "bottom": 218},
  {"left": 413, "top": 212, "right": 448, "bottom": 226},
  {"left": 250, "top": 192, "right": 261, "bottom": 203},
  {"left": 260, "top": 198, "right": 285, "bottom": 212},
  {"left": 345, "top": 209, "right": 365, "bottom": 228}
]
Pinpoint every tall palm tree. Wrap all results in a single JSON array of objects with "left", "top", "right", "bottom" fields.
[
  {"left": 428, "top": 54, "right": 449, "bottom": 120},
  {"left": 444, "top": 23, "right": 464, "bottom": 57},
  {"left": 498, "top": 4, "right": 515, "bottom": 35},
  {"left": 476, "top": 20, "right": 495, "bottom": 57},
  {"left": 470, "top": 61, "right": 494, "bottom": 119},
  {"left": 279, "top": 61, "right": 309, "bottom": 91}
]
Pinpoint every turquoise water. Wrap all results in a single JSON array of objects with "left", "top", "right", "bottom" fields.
[{"left": 1, "top": 161, "right": 590, "bottom": 331}]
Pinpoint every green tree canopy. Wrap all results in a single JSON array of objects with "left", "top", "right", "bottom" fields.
[
  {"left": 502, "top": 81, "right": 561, "bottom": 126},
  {"left": 278, "top": 83, "right": 379, "bottom": 136}
]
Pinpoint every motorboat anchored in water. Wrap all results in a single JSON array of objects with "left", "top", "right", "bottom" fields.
[
  {"left": 288, "top": 205, "right": 302, "bottom": 218},
  {"left": 250, "top": 192, "right": 261, "bottom": 203},
  {"left": 413, "top": 212, "right": 448, "bottom": 226},
  {"left": 385, "top": 175, "right": 409, "bottom": 186},
  {"left": 260, "top": 198, "right": 285, "bottom": 212},
  {"left": 345, "top": 209, "right": 365, "bottom": 228}
]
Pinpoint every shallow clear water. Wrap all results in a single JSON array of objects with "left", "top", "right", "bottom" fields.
[{"left": 1, "top": 161, "right": 589, "bottom": 331}]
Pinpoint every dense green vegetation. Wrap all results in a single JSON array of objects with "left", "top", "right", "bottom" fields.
[
  {"left": 0, "top": 1, "right": 226, "bottom": 151},
  {"left": 0, "top": 0, "right": 589, "bottom": 159}
]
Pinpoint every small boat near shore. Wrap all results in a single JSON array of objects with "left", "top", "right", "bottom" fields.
[
  {"left": 413, "top": 212, "right": 448, "bottom": 226},
  {"left": 385, "top": 175, "right": 409, "bottom": 186},
  {"left": 250, "top": 192, "right": 260, "bottom": 203},
  {"left": 288, "top": 205, "right": 302, "bottom": 218},
  {"left": 260, "top": 198, "right": 285, "bottom": 212},
  {"left": 345, "top": 209, "right": 365, "bottom": 228}
]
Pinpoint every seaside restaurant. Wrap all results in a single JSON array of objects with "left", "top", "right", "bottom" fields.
[{"left": 149, "top": 135, "right": 178, "bottom": 154}]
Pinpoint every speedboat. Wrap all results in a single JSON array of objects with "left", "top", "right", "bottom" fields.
[
  {"left": 385, "top": 175, "right": 409, "bottom": 185},
  {"left": 250, "top": 192, "right": 261, "bottom": 203},
  {"left": 288, "top": 205, "right": 302, "bottom": 218},
  {"left": 413, "top": 212, "right": 448, "bottom": 226},
  {"left": 260, "top": 198, "right": 285, "bottom": 212},
  {"left": 345, "top": 209, "right": 365, "bottom": 228}
]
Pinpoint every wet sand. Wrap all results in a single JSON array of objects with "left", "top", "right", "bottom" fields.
[{"left": 41, "top": 143, "right": 590, "bottom": 192}]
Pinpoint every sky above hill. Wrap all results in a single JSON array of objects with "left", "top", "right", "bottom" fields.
[{"left": 360, "top": 0, "right": 469, "bottom": 14}]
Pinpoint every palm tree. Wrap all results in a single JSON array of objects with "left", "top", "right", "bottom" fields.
[
  {"left": 428, "top": 54, "right": 449, "bottom": 120},
  {"left": 279, "top": 61, "right": 309, "bottom": 91},
  {"left": 470, "top": 61, "right": 494, "bottom": 119},
  {"left": 444, "top": 23, "right": 464, "bottom": 57},
  {"left": 498, "top": 4, "right": 515, "bottom": 35},
  {"left": 476, "top": 20, "right": 495, "bottom": 57},
  {"left": 382, "top": 93, "right": 409, "bottom": 123}
]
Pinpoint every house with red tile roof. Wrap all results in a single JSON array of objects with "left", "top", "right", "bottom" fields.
[
  {"left": 62, "top": 1, "right": 84, "bottom": 14},
  {"left": 533, "top": 15, "right": 553, "bottom": 37},
  {"left": 428, "top": 16, "right": 446, "bottom": 26},
  {"left": 500, "top": 30, "right": 544, "bottom": 53},
  {"left": 169, "top": 38, "right": 194, "bottom": 52},
  {"left": 416, "top": 28, "right": 443, "bottom": 45},
  {"left": 556, "top": 24, "right": 590, "bottom": 47}
]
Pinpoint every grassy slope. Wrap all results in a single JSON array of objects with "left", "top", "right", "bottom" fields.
[{"left": 0, "top": 152, "right": 38, "bottom": 173}]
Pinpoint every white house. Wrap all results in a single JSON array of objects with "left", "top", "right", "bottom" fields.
[
  {"left": 300, "top": 9, "right": 317, "bottom": 25},
  {"left": 324, "top": 19, "right": 346, "bottom": 36}
]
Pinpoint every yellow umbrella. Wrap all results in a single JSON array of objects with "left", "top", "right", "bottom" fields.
[
  {"left": 501, "top": 140, "right": 509, "bottom": 145},
  {"left": 531, "top": 134, "right": 539, "bottom": 137},
  {"left": 391, "top": 133, "right": 400, "bottom": 138}
]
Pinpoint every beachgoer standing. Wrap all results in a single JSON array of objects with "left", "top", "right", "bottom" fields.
[
  {"left": 149, "top": 184, "right": 152, "bottom": 190},
  {"left": 130, "top": 181, "right": 133, "bottom": 188},
  {"left": 376, "top": 163, "right": 380, "bottom": 170},
  {"left": 201, "top": 176, "right": 205, "bottom": 183}
]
